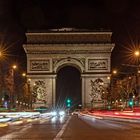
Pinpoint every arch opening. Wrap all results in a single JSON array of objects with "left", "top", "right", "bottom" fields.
[{"left": 56, "top": 66, "right": 81, "bottom": 110}]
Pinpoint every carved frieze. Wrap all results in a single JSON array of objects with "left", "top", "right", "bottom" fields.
[
  {"left": 52, "top": 57, "right": 85, "bottom": 72},
  {"left": 24, "top": 44, "right": 114, "bottom": 55},
  {"left": 30, "top": 60, "right": 50, "bottom": 71},
  {"left": 26, "top": 49, "right": 111, "bottom": 55},
  {"left": 88, "top": 59, "right": 108, "bottom": 70}
]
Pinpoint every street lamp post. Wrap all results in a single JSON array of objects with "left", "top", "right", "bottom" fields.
[
  {"left": 134, "top": 50, "right": 140, "bottom": 105},
  {"left": 25, "top": 78, "right": 31, "bottom": 110},
  {"left": 10, "top": 64, "right": 17, "bottom": 109},
  {"left": 0, "top": 51, "right": 2, "bottom": 106},
  {"left": 0, "top": 51, "right": 4, "bottom": 107}
]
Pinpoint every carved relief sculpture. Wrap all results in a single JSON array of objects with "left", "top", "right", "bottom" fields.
[
  {"left": 32, "top": 80, "right": 47, "bottom": 104},
  {"left": 30, "top": 60, "right": 50, "bottom": 71},
  {"left": 88, "top": 59, "right": 108, "bottom": 70},
  {"left": 89, "top": 79, "right": 106, "bottom": 103}
]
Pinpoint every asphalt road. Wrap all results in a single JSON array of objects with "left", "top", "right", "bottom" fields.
[
  {"left": 0, "top": 115, "right": 140, "bottom": 140},
  {"left": 0, "top": 116, "right": 67, "bottom": 140}
]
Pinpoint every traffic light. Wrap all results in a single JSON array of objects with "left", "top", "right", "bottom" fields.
[
  {"left": 129, "top": 99, "right": 133, "bottom": 107},
  {"left": 66, "top": 98, "right": 71, "bottom": 108}
]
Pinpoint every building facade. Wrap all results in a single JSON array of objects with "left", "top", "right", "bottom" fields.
[{"left": 23, "top": 29, "right": 114, "bottom": 109}]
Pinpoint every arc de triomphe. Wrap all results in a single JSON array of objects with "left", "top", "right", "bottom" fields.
[{"left": 23, "top": 29, "right": 114, "bottom": 109}]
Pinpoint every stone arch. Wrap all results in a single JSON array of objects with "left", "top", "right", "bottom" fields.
[
  {"left": 53, "top": 58, "right": 84, "bottom": 73},
  {"left": 56, "top": 66, "right": 82, "bottom": 108},
  {"left": 23, "top": 31, "right": 114, "bottom": 109}
]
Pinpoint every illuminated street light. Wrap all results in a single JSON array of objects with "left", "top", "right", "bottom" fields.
[
  {"left": 107, "top": 76, "right": 110, "bottom": 80},
  {"left": 0, "top": 51, "right": 4, "bottom": 107},
  {"left": 138, "top": 70, "right": 140, "bottom": 74},
  {"left": 12, "top": 65, "right": 17, "bottom": 70},
  {"left": 128, "top": 76, "right": 132, "bottom": 79},
  {"left": 134, "top": 50, "right": 140, "bottom": 72},
  {"left": 0, "top": 51, "right": 2, "bottom": 57},
  {"left": 0, "top": 49, "right": 10, "bottom": 108},
  {"left": 28, "top": 78, "right": 31, "bottom": 82},
  {"left": 134, "top": 50, "right": 140, "bottom": 57},
  {"left": 134, "top": 50, "right": 140, "bottom": 105},
  {"left": 112, "top": 70, "right": 117, "bottom": 74},
  {"left": 10, "top": 64, "right": 17, "bottom": 108},
  {"left": 0, "top": 47, "right": 8, "bottom": 61},
  {"left": 22, "top": 73, "right": 26, "bottom": 77}
]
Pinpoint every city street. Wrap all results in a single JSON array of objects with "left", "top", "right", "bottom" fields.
[
  {"left": 0, "top": 115, "right": 68, "bottom": 140},
  {"left": 0, "top": 114, "right": 140, "bottom": 140},
  {"left": 0, "top": 1, "right": 140, "bottom": 140}
]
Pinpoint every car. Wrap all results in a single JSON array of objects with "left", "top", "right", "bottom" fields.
[
  {"left": 72, "top": 109, "right": 80, "bottom": 115},
  {"left": 51, "top": 109, "right": 65, "bottom": 117}
]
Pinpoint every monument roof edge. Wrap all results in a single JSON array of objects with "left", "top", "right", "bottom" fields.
[{"left": 26, "top": 28, "right": 112, "bottom": 34}]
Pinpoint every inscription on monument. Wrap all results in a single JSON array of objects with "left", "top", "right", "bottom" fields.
[
  {"left": 88, "top": 59, "right": 108, "bottom": 70},
  {"left": 30, "top": 60, "right": 50, "bottom": 71}
]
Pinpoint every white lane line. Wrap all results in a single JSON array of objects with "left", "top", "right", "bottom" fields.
[{"left": 53, "top": 116, "right": 71, "bottom": 140}]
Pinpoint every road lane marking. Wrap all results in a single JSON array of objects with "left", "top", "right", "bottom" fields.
[{"left": 53, "top": 116, "right": 71, "bottom": 140}]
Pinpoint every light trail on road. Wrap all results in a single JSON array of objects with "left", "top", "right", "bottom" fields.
[{"left": 0, "top": 113, "right": 140, "bottom": 140}]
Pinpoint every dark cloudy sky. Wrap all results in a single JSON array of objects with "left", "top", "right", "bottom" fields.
[{"left": 0, "top": 0, "right": 140, "bottom": 69}]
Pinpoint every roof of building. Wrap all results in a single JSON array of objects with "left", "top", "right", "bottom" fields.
[{"left": 26, "top": 28, "right": 112, "bottom": 44}]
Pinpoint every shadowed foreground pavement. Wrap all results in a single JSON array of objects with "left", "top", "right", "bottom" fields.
[{"left": 61, "top": 115, "right": 140, "bottom": 140}]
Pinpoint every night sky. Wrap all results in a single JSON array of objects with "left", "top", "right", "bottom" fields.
[
  {"left": 1, "top": 0, "right": 140, "bottom": 108},
  {"left": 0, "top": 0, "right": 140, "bottom": 69}
]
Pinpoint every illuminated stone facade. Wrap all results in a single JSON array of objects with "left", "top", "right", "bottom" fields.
[{"left": 23, "top": 30, "right": 114, "bottom": 108}]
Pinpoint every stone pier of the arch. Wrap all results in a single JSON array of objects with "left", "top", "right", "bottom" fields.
[{"left": 23, "top": 31, "right": 114, "bottom": 109}]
